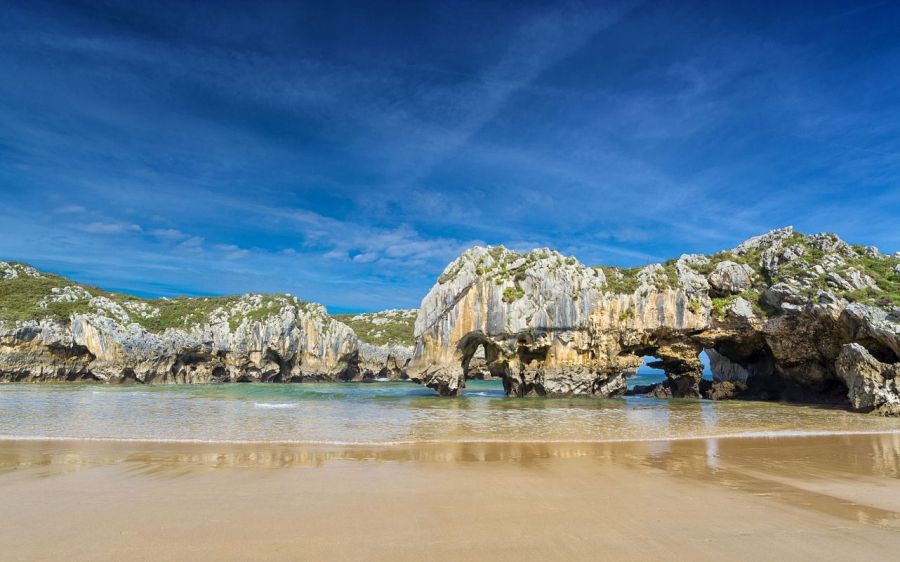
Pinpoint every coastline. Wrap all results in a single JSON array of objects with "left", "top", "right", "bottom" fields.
[
  {"left": 3, "top": 427, "right": 900, "bottom": 446},
  {"left": 2, "top": 434, "right": 899, "bottom": 560}
]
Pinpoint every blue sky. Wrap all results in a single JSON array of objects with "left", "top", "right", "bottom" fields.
[{"left": 1, "top": 1, "right": 898, "bottom": 312}]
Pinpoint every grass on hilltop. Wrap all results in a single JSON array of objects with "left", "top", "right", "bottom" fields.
[
  {"left": 332, "top": 311, "right": 416, "bottom": 347},
  {"left": 0, "top": 263, "right": 310, "bottom": 332}
]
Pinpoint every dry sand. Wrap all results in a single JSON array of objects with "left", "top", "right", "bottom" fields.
[{"left": 1, "top": 434, "right": 900, "bottom": 561}]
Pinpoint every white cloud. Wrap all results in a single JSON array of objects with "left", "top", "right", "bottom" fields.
[
  {"left": 214, "top": 243, "right": 250, "bottom": 260},
  {"left": 351, "top": 252, "right": 378, "bottom": 263},
  {"left": 54, "top": 204, "right": 86, "bottom": 214},
  {"left": 151, "top": 228, "right": 187, "bottom": 241},
  {"left": 79, "top": 221, "right": 142, "bottom": 234},
  {"left": 176, "top": 236, "right": 205, "bottom": 253}
]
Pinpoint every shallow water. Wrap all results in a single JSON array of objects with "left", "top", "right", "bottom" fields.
[{"left": 2, "top": 378, "right": 900, "bottom": 444}]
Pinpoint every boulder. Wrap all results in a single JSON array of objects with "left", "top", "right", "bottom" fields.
[
  {"left": 705, "top": 380, "right": 747, "bottom": 400},
  {"left": 707, "top": 261, "right": 753, "bottom": 295},
  {"left": 836, "top": 343, "right": 900, "bottom": 415}
]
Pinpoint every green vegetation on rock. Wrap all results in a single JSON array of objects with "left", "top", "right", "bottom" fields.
[
  {"left": 502, "top": 286, "right": 525, "bottom": 303},
  {"left": 0, "top": 262, "right": 313, "bottom": 332},
  {"left": 596, "top": 266, "right": 641, "bottom": 294},
  {"left": 688, "top": 298, "right": 703, "bottom": 315},
  {"left": 332, "top": 310, "right": 416, "bottom": 347},
  {"left": 710, "top": 289, "right": 770, "bottom": 319}
]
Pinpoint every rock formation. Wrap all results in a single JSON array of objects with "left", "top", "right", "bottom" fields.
[
  {"left": 407, "top": 228, "right": 900, "bottom": 414},
  {"left": 3, "top": 227, "right": 899, "bottom": 416},
  {"left": 836, "top": 343, "right": 900, "bottom": 415},
  {"left": 332, "top": 309, "right": 415, "bottom": 380},
  {"left": 0, "top": 263, "right": 360, "bottom": 383}
]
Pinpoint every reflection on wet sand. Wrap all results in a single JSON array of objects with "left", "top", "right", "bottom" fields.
[
  {"left": 2, "top": 434, "right": 900, "bottom": 561},
  {"left": 3, "top": 433, "right": 900, "bottom": 530},
  {"left": 2, "top": 433, "right": 900, "bottom": 472},
  {"left": 639, "top": 434, "right": 900, "bottom": 528}
]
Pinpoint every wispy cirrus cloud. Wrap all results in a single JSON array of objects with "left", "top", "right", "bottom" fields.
[
  {"left": 0, "top": 1, "right": 898, "bottom": 310},
  {"left": 77, "top": 221, "right": 142, "bottom": 235}
]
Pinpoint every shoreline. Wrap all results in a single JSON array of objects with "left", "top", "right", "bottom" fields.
[
  {"left": 2, "top": 433, "right": 899, "bottom": 560},
  {"left": 2, "top": 427, "right": 900, "bottom": 446}
]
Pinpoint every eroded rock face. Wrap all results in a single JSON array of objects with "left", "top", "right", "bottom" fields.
[
  {"left": 707, "top": 261, "right": 753, "bottom": 296},
  {"left": 836, "top": 344, "right": 900, "bottom": 415},
  {"left": 330, "top": 309, "right": 415, "bottom": 381},
  {"left": 408, "top": 228, "right": 900, "bottom": 413},
  {"left": 0, "top": 294, "right": 360, "bottom": 384},
  {"left": 356, "top": 343, "right": 412, "bottom": 381}
]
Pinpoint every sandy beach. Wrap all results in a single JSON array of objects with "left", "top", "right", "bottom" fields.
[{"left": 2, "top": 434, "right": 899, "bottom": 561}]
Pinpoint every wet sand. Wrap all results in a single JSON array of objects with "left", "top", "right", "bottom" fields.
[{"left": 2, "top": 434, "right": 900, "bottom": 560}]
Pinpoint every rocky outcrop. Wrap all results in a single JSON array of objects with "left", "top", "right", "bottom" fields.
[
  {"left": 707, "top": 261, "right": 753, "bottom": 296},
  {"left": 3, "top": 229, "right": 899, "bottom": 416},
  {"left": 356, "top": 343, "right": 412, "bottom": 381},
  {"left": 836, "top": 343, "right": 900, "bottom": 415},
  {"left": 331, "top": 309, "right": 415, "bottom": 380},
  {"left": 407, "top": 228, "right": 900, "bottom": 413},
  {"left": 0, "top": 266, "right": 360, "bottom": 383}
]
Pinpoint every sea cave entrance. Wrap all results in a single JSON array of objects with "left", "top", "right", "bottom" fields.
[
  {"left": 457, "top": 332, "right": 513, "bottom": 395},
  {"left": 628, "top": 350, "right": 713, "bottom": 397}
]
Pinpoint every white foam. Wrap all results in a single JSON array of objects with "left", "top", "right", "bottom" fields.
[{"left": 253, "top": 403, "right": 297, "bottom": 409}]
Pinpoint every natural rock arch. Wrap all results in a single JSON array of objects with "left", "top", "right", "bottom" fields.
[{"left": 408, "top": 230, "right": 900, "bottom": 414}]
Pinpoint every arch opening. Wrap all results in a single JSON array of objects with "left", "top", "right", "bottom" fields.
[
  {"left": 456, "top": 332, "right": 513, "bottom": 396},
  {"left": 625, "top": 344, "right": 712, "bottom": 399}
]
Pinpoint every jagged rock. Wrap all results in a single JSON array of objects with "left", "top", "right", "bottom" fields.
[
  {"left": 707, "top": 261, "right": 753, "bottom": 295},
  {"left": 727, "top": 297, "right": 754, "bottom": 319},
  {"left": 706, "top": 348, "right": 750, "bottom": 383},
  {"left": 38, "top": 286, "right": 93, "bottom": 307},
  {"left": 827, "top": 269, "right": 877, "bottom": 292},
  {"left": 840, "top": 304, "right": 900, "bottom": 360},
  {"left": 734, "top": 226, "right": 794, "bottom": 255},
  {"left": 0, "top": 261, "right": 42, "bottom": 280},
  {"left": 357, "top": 343, "right": 412, "bottom": 381},
  {"left": 811, "top": 233, "right": 856, "bottom": 257},
  {"left": 763, "top": 282, "right": 804, "bottom": 311},
  {"left": 705, "top": 380, "right": 748, "bottom": 400},
  {"left": 0, "top": 294, "right": 360, "bottom": 384},
  {"left": 332, "top": 309, "right": 416, "bottom": 380},
  {"left": 3, "top": 227, "right": 899, "bottom": 417},
  {"left": 635, "top": 264, "right": 665, "bottom": 296},
  {"left": 676, "top": 255, "right": 710, "bottom": 295},
  {"left": 408, "top": 228, "right": 900, "bottom": 413},
  {"left": 836, "top": 343, "right": 900, "bottom": 415}
]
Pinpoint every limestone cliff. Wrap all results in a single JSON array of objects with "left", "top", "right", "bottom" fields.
[
  {"left": 0, "top": 262, "right": 359, "bottom": 383},
  {"left": 408, "top": 228, "right": 900, "bottom": 413},
  {"left": 332, "top": 309, "right": 415, "bottom": 380}
]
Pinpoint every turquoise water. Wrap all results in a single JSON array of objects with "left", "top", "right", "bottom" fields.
[{"left": 3, "top": 379, "right": 900, "bottom": 444}]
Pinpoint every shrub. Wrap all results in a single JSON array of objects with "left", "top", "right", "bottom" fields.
[
  {"left": 619, "top": 307, "right": 635, "bottom": 321},
  {"left": 502, "top": 286, "right": 525, "bottom": 303}
]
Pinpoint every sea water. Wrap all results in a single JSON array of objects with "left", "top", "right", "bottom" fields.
[{"left": 2, "top": 377, "right": 900, "bottom": 444}]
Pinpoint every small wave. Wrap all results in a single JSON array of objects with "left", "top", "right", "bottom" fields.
[
  {"left": 2, "top": 429, "right": 900, "bottom": 447},
  {"left": 253, "top": 403, "right": 297, "bottom": 410}
]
